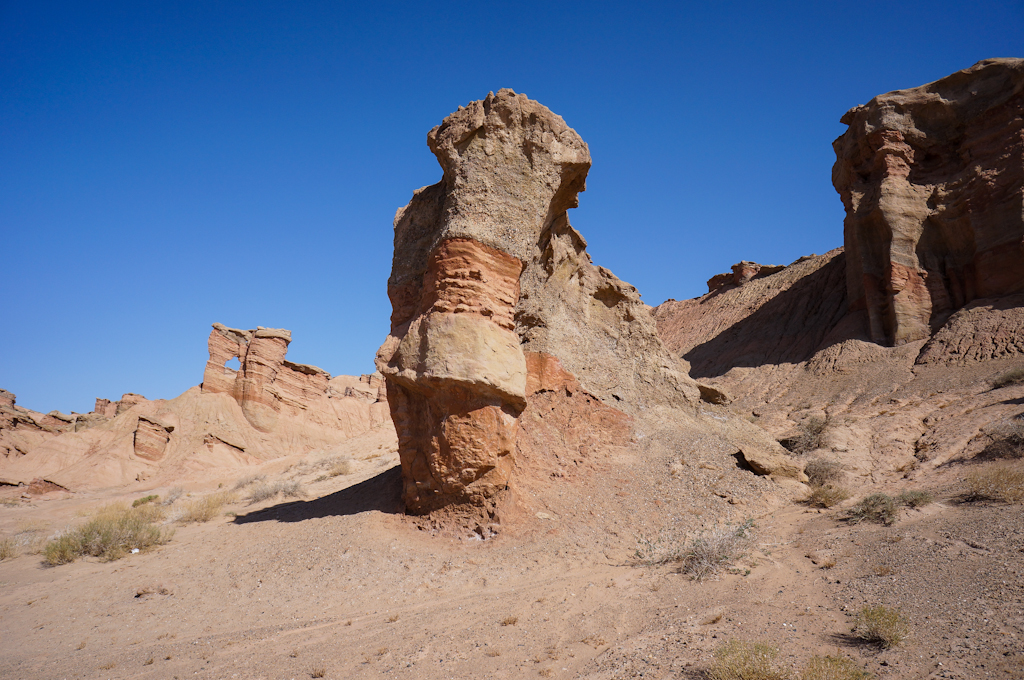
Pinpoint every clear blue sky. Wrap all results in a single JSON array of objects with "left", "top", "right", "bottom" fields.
[{"left": 2, "top": 1, "right": 1021, "bottom": 414}]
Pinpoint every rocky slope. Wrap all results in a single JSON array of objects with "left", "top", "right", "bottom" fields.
[
  {"left": 376, "top": 89, "right": 803, "bottom": 517},
  {"left": 0, "top": 324, "right": 391, "bottom": 491}
]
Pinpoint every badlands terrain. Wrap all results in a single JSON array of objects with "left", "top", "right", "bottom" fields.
[{"left": 2, "top": 58, "right": 1024, "bottom": 679}]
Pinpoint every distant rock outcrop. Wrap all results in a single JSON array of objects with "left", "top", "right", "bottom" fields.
[
  {"left": 378, "top": 90, "right": 801, "bottom": 515},
  {"left": 833, "top": 58, "right": 1024, "bottom": 346},
  {"left": 706, "top": 261, "right": 786, "bottom": 293},
  {"left": 0, "top": 325, "right": 393, "bottom": 490}
]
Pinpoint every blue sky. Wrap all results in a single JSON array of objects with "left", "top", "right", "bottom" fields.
[{"left": 2, "top": 1, "right": 1021, "bottom": 414}]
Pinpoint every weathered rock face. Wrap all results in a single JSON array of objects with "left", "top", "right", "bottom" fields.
[
  {"left": 378, "top": 89, "right": 759, "bottom": 514},
  {"left": 203, "top": 323, "right": 334, "bottom": 433},
  {"left": 834, "top": 58, "right": 1024, "bottom": 346}
]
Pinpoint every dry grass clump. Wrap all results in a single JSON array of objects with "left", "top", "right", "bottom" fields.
[
  {"left": 805, "top": 458, "right": 844, "bottom": 486},
  {"left": 847, "top": 494, "right": 899, "bottom": 525},
  {"left": 783, "top": 417, "right": 829, "bottom": 455},
  {"left": 247, "top": 480, "right": 304, "bottom": 503},
  {"left": 161, "top": 487, "right": 183, "bottom": 506},
  {"left": 800, "top": 655, "right": 873, "bottom": 680},
  {"left": 965, "top": 462, "right": 1024, "bottom": 503},
  {"left": 709, "top": 640, "right": 788, "bottom": 680},
  {"left": 978, "top": 418, "right": 1024, "bottom": 461},
  {"left": 43, "top": 503, "right": 173, "bottom": 565},
  {"left": 637, "top": 520, "right": 754, "bottom": 581},
  {"left": 176, "top": 491, "right": 237, "bottom": 523},
  {"left": 851, "top": 605, "right": 909, "bottom": 648},
  {"left": 992, "top": 367, "right": 1024, "bottom": 389},
  {"left": 233, "top": 474, "right": 267, "bottom": 491},
  {"left": 805, "top": 484, "right": 851, "bottom": 508},
  {"left": 896, "top": 489, "right": 933, "bottom": 508},
  {"left": 0, "top": 537, "right": 16, "bottom": 561},
  {"left": 501, "top": 616, "right": 518, "bottom": 626}
]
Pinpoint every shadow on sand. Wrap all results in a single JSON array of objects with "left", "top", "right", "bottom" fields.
[{"left": 232, "top": 465, "right": 403, "bottom": 524}]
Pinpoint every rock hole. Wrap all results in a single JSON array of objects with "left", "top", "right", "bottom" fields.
[{"left": 224, "top": 357, "right": 240, "bottom": 371}]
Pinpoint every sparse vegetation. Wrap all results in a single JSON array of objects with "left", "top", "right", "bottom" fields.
[
  {"left": 965, "top": 462, "right": 1024, "bottom": 503},
  {"left": 896, "top": 489, "right": 933, "bottom": 508},
  {"left": 233, "top": 474, "right": 267, "bottom": 491},
  {"left": 161, "top": 487, "right": 183, "bottom": 505},
  {"left": 43, "top": 503, "right": 173, "bottom": 565},
  {"left": 247, "top": 480, "right": 304, "bottom": 503},
  {"left": 801, "top": 655, "right": 873, "bottom": 680},
  {"left": 978, "top": 417, "right": 1024, "bottom": 461},
  {"left": 176, "top": 491, "right": 237, "bottom": 523},
  {"left": 0, "top": 537, "right": 16, "bottom": 561},
  {"left": 132, "top": 494, "right": 159, "bottom": 507},
  {"left": 709, "top": 640, "right": 788, "bottom": 680},
  {"left": 805, "top": 458, "right": 844, "bottom": 486},
  {"left": 992, "top": 367, "right": 1024, "bottom": 389},
  {"left": 851, "top": 605, "right": 909, "bottom": 648},
  {"left": 636, "top": 520, "right": 754, "bottom": 581},
  {"left": 783, "top": 416, "right": 829, "bottom": 454},
  {"left": 805, "top": 484, "right": 851, "bottom": 508},
  {"left": 310, "top": 665, "right": 326, "bottom": 678},
  {"left": 847, "top": 494, "right": 899, "bottom": 525},
  {"left": 501, "top": 616, "right": 518, "bottom": 626}
]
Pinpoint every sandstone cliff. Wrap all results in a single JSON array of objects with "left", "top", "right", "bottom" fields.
[
  {"left": 0, "top": 325, "right": 392, "bottom": 491},
  {"left": 833, "top": 58, "right": 1024, "bottom": 346},
  {"left": 655, "top": 59, "right": 1024, "bottom": 482},
  {"left": 377, "top": 89, "right": 802, "bottom": 516}
]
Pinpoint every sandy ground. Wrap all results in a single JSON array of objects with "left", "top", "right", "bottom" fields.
[{"left": 1, "top": 427, "right": 1022, "bottom": 680}]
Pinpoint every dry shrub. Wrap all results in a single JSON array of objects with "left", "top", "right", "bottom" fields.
[
  {"left": 161, "top": 487, "right": 183, "bottom": 506},
  {"left": 783, "top": 417, "right": 828, "bottom": 454},
  {"left": 806, "top": 484, "right": 851, "bottom": 508},
  {"left": 177, "top": 491, "right": 236, "bottom": 523},
  {"left": 847, "top": 494, "right": 899, "bottom": 526},
  {"left": 233, "top": 474, "right": 266, "bottom": 491},
  {"left": 635, "top": 521, "right": 754, "bottom": 581},
  {"left": 247, "top": 480, "right": 304, "bottom": 503},
  {"left": 977, "top": 418, "right": 1024, "bottom": 461},
  {"left": 852, "top": 605, "right": 909, "bottom": 648},
  {"left": 896, "top": 489, "right": 933, "bottom": 508},
  {"left": 0, "top": 537, "right": 15, "bottom": 561},
  {"left": 805, "top": 458, "right": 844, "bottom": 486},
  {"left": 992, "top": 367, "right": 1024, "bottom": 389},
  {"left": 329, "top": 459, "right": 353, "bottom": 477},
  {"left": 310, "top": 665, "right": 326, "bottom": 678},
  {"left": 965, "top": 462, "right": 1024, "bottom": 503},
  {"left": 43, "top": 503, "right": 173, "bottom": 565},
  {"left": 501, "top": 616, "right": 518, "bottom": 626},
  {"left": 709, "top": 640, "right": 788, "bottom": 680},
  {"left": 801, "top": 655, "right": 873, "bottom": 680}
]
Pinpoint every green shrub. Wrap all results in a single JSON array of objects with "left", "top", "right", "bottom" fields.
[
  {"left": 805, "top": 484, "right": 851, "bottom": 508},
  {"left": 992, "top": 367, "right": 1024, "bottom": 389},
  {"left": 709, "top": 640, "right": 788, "bottom": 680},
  {"left": 851, "top": 605, "right": 909, "bottom": 648},
  {"left": 847, "top": 494, "right": 899, "bottom": 525},
  {"left": 43, "top": 503, "right": 173, "bottom": 565},
  {"left": 801, "top": 655, "right": 873, "bottom": 680},
  {"left": 132, "top": 494, "right": 159, "bottom": 508},
  {"left": 896, "top": 490, "right": 933, "bottom": 508}
]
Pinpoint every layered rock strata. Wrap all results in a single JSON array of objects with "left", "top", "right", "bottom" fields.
[
  {"left": 378, "top": 90, "right": 789, "bottom": 515},
  {"left": 834, "top": 58, "right": 1024, "bottom": 346}
]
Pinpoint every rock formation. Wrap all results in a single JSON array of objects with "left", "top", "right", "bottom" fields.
[
  {"left": 378, "top": 89, "right": 799, "bottom": 515},
  {"left": 833, "top": 58, "right": 1024, "bottom": 346},
  {"left": 0, "top": 325, "right": 394, "bottom": 490},
  {"left": 706, "top": 261, "right": 786, "bottom": 293}
]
